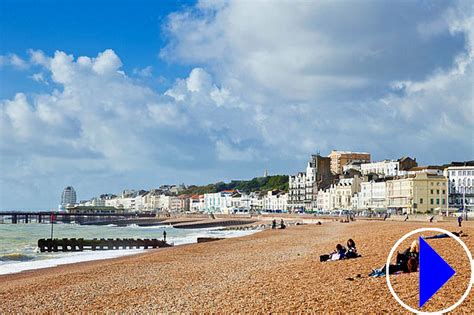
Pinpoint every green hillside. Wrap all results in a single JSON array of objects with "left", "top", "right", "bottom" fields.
[{"left": 180, "top": 175, "right": 289, "bottom": 195}]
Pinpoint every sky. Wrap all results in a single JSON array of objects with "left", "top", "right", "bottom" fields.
[{"left": 0, "top": 0, "right": 473, "bottom": 210}]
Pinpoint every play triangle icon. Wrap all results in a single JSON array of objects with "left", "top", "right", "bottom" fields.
[{"left": 419, "top": 236, "right": 456, "bottom": 308}]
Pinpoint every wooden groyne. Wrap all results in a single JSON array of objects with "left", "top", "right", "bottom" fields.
[
  {"left": 197, "top": 237, "right": 224, "bottom": 243},
  {"left": 38, "top": 238, "right": 172, "bottom": 252}
]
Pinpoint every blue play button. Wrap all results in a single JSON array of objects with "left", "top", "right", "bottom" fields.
[{"left": 419, "top": 236, "right": 456, "bottom": 308}]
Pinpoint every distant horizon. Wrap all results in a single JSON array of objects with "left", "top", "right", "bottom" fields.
[{"left": 1, "top": 0, "right": 473, "bottom": 210}]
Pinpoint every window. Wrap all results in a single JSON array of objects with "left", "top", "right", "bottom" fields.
[
  {"left": 442, "top": 190, "right": 445, "bottom": 194},
  {"left": 430, "top": 199, "right": 434, "bottom": 205},
  {"left": 442, "top": 199, "right": 446, "bottom": 205},
  {"left": 430, "top": 189, "right": 434, "bottom": 194},
  {"left": 436, "top": 189, "right": 439, "bottom": 194},
  {"left": 420, "top": 198, "right": 423, "bottom": 204},
  {"left": 436, "top": 199, "right": 439, "bottom": 205}
]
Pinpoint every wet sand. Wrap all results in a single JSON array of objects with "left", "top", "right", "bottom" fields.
[{"left": 0, "top": 220, "right": 472, "bottom": 313}]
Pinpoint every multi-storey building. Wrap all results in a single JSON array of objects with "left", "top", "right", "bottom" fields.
[
  {"left": 61, "top": 186, "right": 77, "bottom": 206},
  {"left": 316, "top": 176, "right": 362, "bottom": 210},
  {"left": 288, "top": 172, "right": 306, "bottom": 211},
  {"left": 203, "top": 190, "right": 235, "bottom": 213},
  {"left": 445, "top": 162, "right": 474, "bottom": 212},
  {"left": 263, "top": 190, "right": 288, "bottom": 211},
  {"left": 386, "top": 173, "right": 447, "bottom": 214},
  {"left": 361, "top": 160, "right": 400, "bottom": 177},
  {"left": 189, "top": 195, "right": 202, "bottom": 212},
  {"left": 328, "top": 150, "right": 371, "bottom": 174},
  {"left": 288, "top": 154, "right": 332, "bottom": 211},
  {"left": 358, "top": 180, "right": 387, "bottom": 210}
]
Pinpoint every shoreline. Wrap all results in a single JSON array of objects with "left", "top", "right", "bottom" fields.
[
  {"left": 1, "top": 220, "right": 472, "bottom": 313},
  {"left": 0, "top": 226, "right": 263, "bottom": 276}
]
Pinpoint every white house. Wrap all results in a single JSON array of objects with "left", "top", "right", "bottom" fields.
[
  {"left": 203, "top": 190, "right": 235, "bottom": 213},
  {"left": 445, "top": 163, "right": 474, "bottom": 211},
  {"left": 263, "top": 191, "right": 288, "bottom": 211},
  {"left": 360, "top": 160, "right": 400, "bottom": 177},
  {"left": 358, "top": 180, "right": 388, "bottom": 210}
]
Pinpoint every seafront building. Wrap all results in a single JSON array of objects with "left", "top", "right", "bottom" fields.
[
  {"left": 445, "top": 162, "right": 474, "bottom": 212},
  {"left": 359, "top": 157, "right": 417, "bottom": 177},
  {"left": 288, "top": 154, "right": 333, "bottom": 211},
  {"left": 357, "top": 179, "right": 388, "bottom": 210},
  {"left": 316, "top": 176, "right": 362, "bottom": 211},
  {"left": 386, "top": 172, "right": 447, "bottom": 214},
  {"left": 61, "top": 186, "right": 77, "bottom": 206},
  {"left": 263, "top": 190, "right": 288, "bottom": 212}
]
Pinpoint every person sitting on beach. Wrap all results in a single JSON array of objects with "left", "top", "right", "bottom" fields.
[
  {"left": 280, "top": 219, "right": 286, "bottom": 229},
  {"left": 345, "top": 239, "right": 360, "bottom": 259},
  {"left": 330, "top": 244, "right": 346, "bottom": 261},
  {"left": 369, "top": 240, "right": 419, "bottom": 277}
]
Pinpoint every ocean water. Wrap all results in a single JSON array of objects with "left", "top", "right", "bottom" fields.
[{"left": 0, "top": 223, "right": 259, "bottom": 275}]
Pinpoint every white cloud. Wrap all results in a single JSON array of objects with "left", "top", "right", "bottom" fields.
[
  {"left": 0, "top": 53, "right": 28, "bottom": 70},
  {"left": 160, "top": 0, "right": 473, "bottom": 160},
  {"left": 215, "top": 140, "right": 256, "bottom": 162},
  {"left": 133, "top": 66, "right": 153, "bottom": 78},
  {"left": 29, "top": 72, "right": 48, "bottom": 84}
]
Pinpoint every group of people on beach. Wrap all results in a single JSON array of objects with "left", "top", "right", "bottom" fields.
[{"left": 320, "top": 239, "right": 361, "bottom": 262}]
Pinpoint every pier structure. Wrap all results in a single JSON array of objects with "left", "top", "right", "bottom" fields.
[{"left": 0, "top": 211, "right": 155, "bottom": 224}]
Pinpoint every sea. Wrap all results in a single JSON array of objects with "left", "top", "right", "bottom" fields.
[{"left": 0, "top": 222, "right": 260, "bottom": 275}]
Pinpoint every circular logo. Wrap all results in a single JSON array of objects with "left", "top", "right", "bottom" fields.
[{"left": 386, "top": 228, "right": 473, "bottom": 314}]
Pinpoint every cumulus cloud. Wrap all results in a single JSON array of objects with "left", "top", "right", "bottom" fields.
[
  {"left": 0, "top": 49, "right": 260, "bottom": 208},
  {"left": 0, "top": 53, "right": 29, "bottom": 70},
  {"left": 161, "top": 0, "right": 473, "bottom": 160}
]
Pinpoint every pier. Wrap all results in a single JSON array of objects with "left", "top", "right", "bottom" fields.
[
  {"left": 38, "top": 238, "right": 172, "bottom": 252},
  {"left": 0, "top": 211, "right": 155, "bottom": 225}
]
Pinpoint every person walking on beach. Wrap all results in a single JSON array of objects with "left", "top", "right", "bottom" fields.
[
  {"left": 458, "top": 216, "right": 463, "bottom": 227},
  {"left": 272, "top": 219, "right": 277, "bottom": 229},
  {"left": 163, "top": 230, "right": 167, "bottom": 242}
]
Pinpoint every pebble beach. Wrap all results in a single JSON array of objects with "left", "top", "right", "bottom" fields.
[{"left": 0, "top": 220, "right": 472, "bottom": 313}]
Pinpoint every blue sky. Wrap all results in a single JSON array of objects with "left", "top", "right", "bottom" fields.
[
  {"left": 0, "top": 0, "right": 473, "bottom": 210},
  {"left": 0, "top": 0, "right": 193, "bottom": 98}
]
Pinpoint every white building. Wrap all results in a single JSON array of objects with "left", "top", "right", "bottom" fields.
[
  {"left": 358, "top": 180, "right": 387, "bottom": 210},
  {"left": 316, "top": 176, "right": 362, "bottom": 210},
  {"left": 263, "top": 191, "right": 288, "bottom": 212},
  {"left": 203, "top": 191, "right": 235, "bottom": 213},
  {"left": 61, "top": 186, "right": 77, "bottom": 206},
  {"left": 288, "top": 154, "right": 333, "bottom": 212},
  {"left": 288, "top": 172, "right": 306, "bottom": 211},
  {"left": 445, "top": 163, "right": 474, "bottom": 212},
  {"left": 189, "top": 195, "right": 205, "bottom": 212},
  {"left": 360, "top": 160, "right": 401, "bottom": 177}
]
